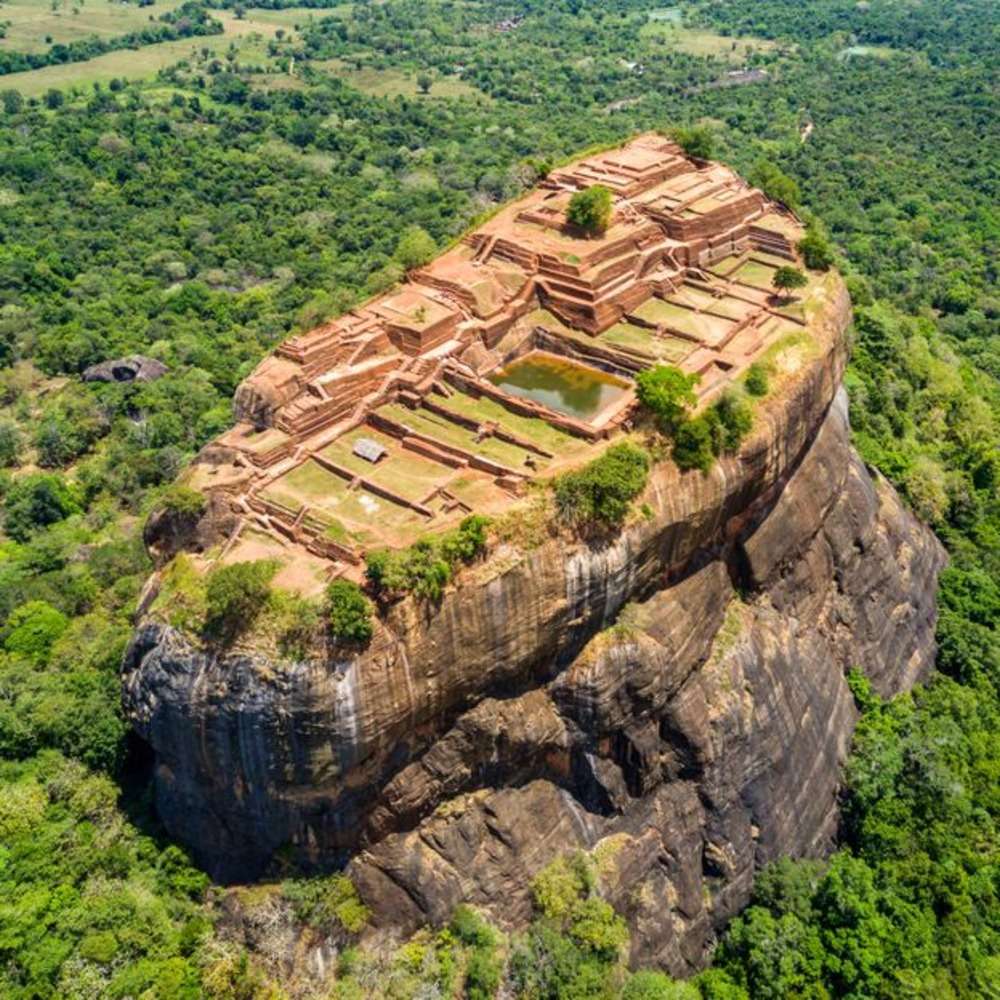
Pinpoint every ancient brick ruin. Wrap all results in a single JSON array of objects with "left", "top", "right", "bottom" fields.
[{"left": 194, "top": 134, "right": 813, "bottom": 590}]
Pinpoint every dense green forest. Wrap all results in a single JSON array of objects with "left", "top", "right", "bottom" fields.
[{"left": 0, "top": 0, "right": 996, "bottom": 996}]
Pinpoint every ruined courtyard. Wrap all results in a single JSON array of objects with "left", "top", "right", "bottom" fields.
[{"left": 189, "top": 133, "right": 822, "bottom": 592}]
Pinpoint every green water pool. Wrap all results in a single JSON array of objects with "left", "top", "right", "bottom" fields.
[{"left": 488, "top": 353, "right": 629, "bottom": 421}]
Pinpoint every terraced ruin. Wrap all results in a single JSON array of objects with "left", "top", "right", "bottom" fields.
[{"left": 190, "top": 133, "right": 820, "bottom": 591}]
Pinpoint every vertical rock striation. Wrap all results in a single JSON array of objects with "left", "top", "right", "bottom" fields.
[{"left": 122, "top": 277, "right": 946, "bottom": 972}]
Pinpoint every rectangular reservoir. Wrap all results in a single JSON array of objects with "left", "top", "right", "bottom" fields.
[{"left": 488, "top": 352, "right": 630, "bottom": 422}]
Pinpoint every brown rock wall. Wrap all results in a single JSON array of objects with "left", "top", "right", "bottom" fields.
[{"left": 122, "top": 276, "right": 946, "bottom": 971}]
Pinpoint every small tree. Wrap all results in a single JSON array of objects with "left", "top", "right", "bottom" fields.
[
  {"left": 772, "top": 265, "right": 808, "bottom": 301},
  {"left": 798, "top": 225, "right": 834, "bottom": 271},
  {"left": 326, "top": 579, "right": 373, "bottom": 644},
  {"left": 672, "top": 412, "right": 719, "bottom": 473},
  {"left": 554, "top": 443, "right": 650, "bottom": 528},
  {"left": 566, "top": 185, "right": 613, "bottom": 236},
  {"left": 205, "top": 560, "right": 277, "bottom": 638},
  {"left": 2, "top": 89, "right": 24, "bottom": 115},
  {"left": 44, "top": 88, "right": 64, "bottom": 110},
  {"left": 3, "top": 473, "right": 82, "bottom": 542},
  {"left": 672, "top": 124, "right": 714, "bottom": 160},
  {"left": 394, "top": 225, "right": 437, "bottom": 270},
  {"left": 416, "top": 72, "right": 433, "bottom": 95},
  {"left": 2, "top": 600, "right": 69, "bottom": 665},
  {"left": 0, "top": 420, "right": 22, "bottom": 467},
  {"left": 635, "top": 364, "right": 700, "bottom": 432},
  {"left": 713, "top": 390, "right": 753, "bottom": 451}
]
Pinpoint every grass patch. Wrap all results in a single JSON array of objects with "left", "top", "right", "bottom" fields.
[
  {"left": 310, "top": 58, "right": 486, "bottom": 100},
  {"left": 839, "top": 44, "right": 897, "bottom": 61},
  {"left": 733, "top": 259, "right": 778, "bottom": 288},
  {"left": 633, "top": 298, "right": 734, "bottom": 342},
  {"left": 640, "top": 22, "right": 777, "bottom": 60},
  {"left": 597, "top": 321, "right": 691, "bottom": 362},
  {"left": 435, "top": 390, "right": 590, "bottom": 459},
  {"left": 0, "top": 19, "right": 279, "bottom": 95},
  {"left": 378, "top": 403, "right": 537, "bottom": 471},
  {"left": 708, "top": 595, "right": 749, "bottom": 666},
  {"left": 0, "top": 0, "right": 188, "bottom": 55}
]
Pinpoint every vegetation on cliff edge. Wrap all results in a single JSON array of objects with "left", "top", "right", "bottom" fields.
[{"left": 0, "top": 0, "right": 995, "bottom": 995}]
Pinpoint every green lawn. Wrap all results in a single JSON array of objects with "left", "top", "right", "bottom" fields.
[
  {"left": 321, "top": 427, "right": 453, "bottom": 503},
  {"left": 633, "top": 298, "right": 734, "bottom": 343},
  {"left": 597, "top": 321, "right": 692, "bottom": 363},
  {"left": 434, "top": 390, "right": 590, "bottom": 459},
  {"left": 378, "top": 403, "right": 536, "bottom": 471},
  {"left": 733, "top": 259, "right": 778, "bottom": 288}
]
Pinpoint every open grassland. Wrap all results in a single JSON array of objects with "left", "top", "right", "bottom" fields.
[
  {"left": 0, "top": 0, "right": 187, "bottom": 54},
  {"left": 0, "top": 26, "right": 278, "bottom": 94},
  {"left": 640, "top": 20, "right": 778, "bottom": 60},
  {"left": 311, "top": 57, "right": 487, "bottom": 99},
  {"left": 237, "top": 5, "right": 352, "bottom": 29},
  {"left": 0, "top": 4, "right": 317, "bottom": 94},
  {"left": 213, "top": 7, "right": 325, "bottom": 38}
]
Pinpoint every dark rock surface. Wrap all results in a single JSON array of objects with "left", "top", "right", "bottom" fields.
[
  {"left": 121, "top": 280, "right": 946, "bottom": 973},
  {"left": 346, "top": 391, "right": 945, "bottom": 973}
]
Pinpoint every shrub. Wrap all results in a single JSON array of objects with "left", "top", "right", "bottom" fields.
[
  {"left": 326, "top": 579, "right": 373, "bottom": 644},
  {"left": 204, "top": 559, "right": 277, "bottom": 638},
  {"left": 531, "top": 852, "right": 595, "bottom": 920},
  {"left": 450, "top": 905, "right": 496, "bottom": 948},
  {"left": 2, "top": 600, "right": 69, "bottom": 665},
  {"left": 567, "top": 897, "right": 629, "bottom": 960},
  {"left": 465, "top": 945, "right": 503, "bottom": 1000},
  {"left": 451, "top": 906, "right": 502, "bottom": 1000},
  {"left": 0, "top": 419, "right": 22, "bottom": 467},
  {"left": 283, "top": 874, "right": 370, "bottom": 934},
  {"left": 554, "top": 443, "right": 650, "bottom": 528},
  {"left": 623, "top": 970, "right": 702, "bottom": 999},
  {"left": 714, "top": 391, "right": 754, "bottom": 451},
  {"left": 157, "top": 485, "right": 207, "bottom": 519},
  {"left": 365, "top": 515, "right": 490, "bottom": 601},
  {"left": 748, "top": 160, "right": 800, "bottom": 209},
  {"left": 798, "top": 225, "right": 834, "bottom": 271},
  {"left": 672, "top": 412, "right": 719, "bottom": 472},
  {"left": 744, "top": 363, "right": 770, "bottom": 397},
  {"left": 394, "top": 225, "right": 437, "bottom": 270},
  {"left": 3, "top": 473, "right": 82, "bottom": 542},
  {"left": 672, "top": 124, "right": 715, "bottom": 159},
  {"left": 566, "top": 184, "right": 613, "bottom": 235},
  {"left": 272, "top": 590, "right": 322, "bottom": 660},
  {"left": 635, "top": 365, "right": 700, "bottom": 432},
  {"left": 79, "top": 931, "right": 118, "bottom": 965}
]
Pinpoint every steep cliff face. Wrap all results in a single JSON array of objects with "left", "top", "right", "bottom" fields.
[
  {"left": 122, "top": 278, "right": 946, "bottom": 972},
  {"left": 346, "top": 389, "right": 944, "bottom": 973}
]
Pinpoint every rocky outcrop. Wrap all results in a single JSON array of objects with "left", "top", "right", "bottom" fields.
[
  {"left": 121, "top": 277, "right": 946, "bottom": 973},
  {"left": 82, "top": 354, "right": 168, "bottom": 383},
  {"left": 347, "top": 390, "right": 944, "bottom": 973}
]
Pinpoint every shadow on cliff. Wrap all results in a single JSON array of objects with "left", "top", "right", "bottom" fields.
[{"left": 117, "top": 729, "right": 179, "bottom": 849}]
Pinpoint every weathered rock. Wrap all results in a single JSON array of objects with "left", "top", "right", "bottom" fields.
[
  {"left": 143, "top": 490, "right": 239, "bottom": 569},
  {"left": 348, "top": 390, "right": 945, "bottom": 973},
  {"left": 121, "top": 278, "right": 946, "bottom": 972},
  {"left": 82, "top": 354, "right": 168, "bottom": 383}
]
